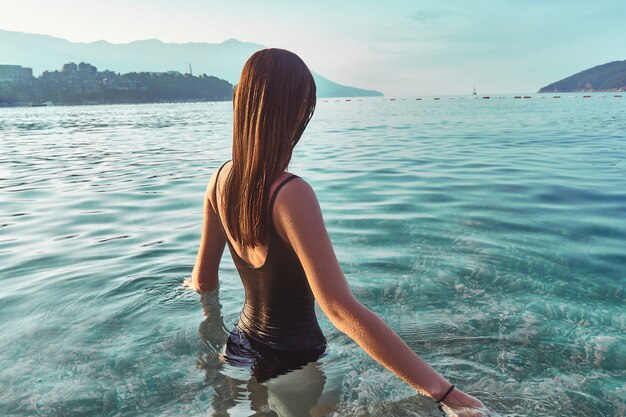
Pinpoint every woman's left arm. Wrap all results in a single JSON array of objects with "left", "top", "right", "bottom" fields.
[{"left": 185, "top": 170, "right": 226, "bottom": 292}]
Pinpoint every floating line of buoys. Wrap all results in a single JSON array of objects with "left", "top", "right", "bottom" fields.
[{"left": 324, "top": 94, "right": 623, "bottom": 102}]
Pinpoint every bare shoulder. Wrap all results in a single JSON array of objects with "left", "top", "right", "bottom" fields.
[
  {"left": 280, "top": 175, "right": 316, "bottom": 195},
  {"left": 271, "top": 176, "right": 328, "bottom": 246},
  {"left": 273, "top": 176, "right": 321, "bottom": 215}
]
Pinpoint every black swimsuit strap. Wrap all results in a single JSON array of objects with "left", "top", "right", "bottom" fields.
[{"left": 268, "top": 175, "right": 299, "bottom": 225}]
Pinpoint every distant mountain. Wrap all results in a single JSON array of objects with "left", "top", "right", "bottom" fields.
[
  {"left": 539, "top": 60, "right": 626, "bottom": 93},
  {"left": 0, "top": 29, "right": 382, "bottom": 98}
]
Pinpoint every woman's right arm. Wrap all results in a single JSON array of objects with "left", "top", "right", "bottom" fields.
[{"left": 272, "top": 178, "right": 488, "bottom": 414}]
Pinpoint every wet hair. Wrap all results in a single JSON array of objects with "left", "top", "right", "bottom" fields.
[{"left": 223, "top": 48, "right": 316, "bottom": 248}]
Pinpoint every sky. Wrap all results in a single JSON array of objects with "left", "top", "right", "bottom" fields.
[{"left": 1, "top": 0, "right": 625, "bottom": 95}]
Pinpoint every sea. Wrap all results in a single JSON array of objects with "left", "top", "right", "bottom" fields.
[{"left": 1, "top": 94, "right": 625, "bottom": 417}]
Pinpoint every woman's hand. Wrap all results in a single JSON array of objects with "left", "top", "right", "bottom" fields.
[
  {"left": 440, "top": 389, "right": 493, "bottom": 416},
  {"left": 183, "top": 276, "right": 219, "bottom": 293},
  {"left": 183, "top": 277, "right": 199, "bottom": 291},
  {"left": 440, "top": 405, "right": 493, "bottom": 417}
]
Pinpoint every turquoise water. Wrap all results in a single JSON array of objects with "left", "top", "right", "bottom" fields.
[{"left": 1, "top": 96, "right": 625, "bottom": 417}]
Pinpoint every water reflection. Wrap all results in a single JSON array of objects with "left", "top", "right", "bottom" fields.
[{"left": 195, "top": 291, "right": 339, "bottom": 417}]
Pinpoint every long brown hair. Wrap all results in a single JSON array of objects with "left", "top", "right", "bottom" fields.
[{"left": 223, "top": 48, "right": 316, "bottom": 248}]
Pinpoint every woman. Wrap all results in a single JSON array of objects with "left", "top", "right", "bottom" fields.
[{"left": 185, "top": 48, "right": 490, "bottom": 416}]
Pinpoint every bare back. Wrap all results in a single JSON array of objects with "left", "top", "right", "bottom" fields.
[
  {"left": 210, "top": 161, "right": 327, "bottom": 351},
  {"left": 210, "top": 161, "right": 295, "bottom": 268}
]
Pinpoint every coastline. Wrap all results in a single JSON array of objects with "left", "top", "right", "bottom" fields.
[{"left": 0, "top": 97, "right": 233, "bottom": 108}]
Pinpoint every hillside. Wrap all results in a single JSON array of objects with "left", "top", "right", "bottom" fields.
[
  {"left": 539, "top": 60, "right": 626, "bottom": 93},
  {"left": 0, "top": 29, "right": 382, "bottom": 98}
]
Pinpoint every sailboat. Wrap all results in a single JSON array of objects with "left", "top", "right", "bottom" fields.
[{"left": 472, "top": 86, "right": 477, "bottom": 96}]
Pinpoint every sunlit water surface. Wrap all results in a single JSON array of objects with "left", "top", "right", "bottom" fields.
[{"left": 1, "top": 96, "right": 625, "bottom": 417}]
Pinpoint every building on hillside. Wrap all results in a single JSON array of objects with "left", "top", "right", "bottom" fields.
[
  {"left": 0, "top": 65, "right": 33, "bottom": 85},
  {"left": 62, "top": 62, "right": 78, "bottom": 73}
]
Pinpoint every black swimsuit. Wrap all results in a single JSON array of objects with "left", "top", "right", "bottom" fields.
[{"left": 214, "top": 162, "right": 327, "bottom": 382}]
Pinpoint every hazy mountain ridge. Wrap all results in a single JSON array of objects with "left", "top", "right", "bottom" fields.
[
  {"left": 539, "top": 60, "right": 626, "bottom": 93},
  {"left": 0, "top": 29, "right": 382, "bottom": 98}
]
